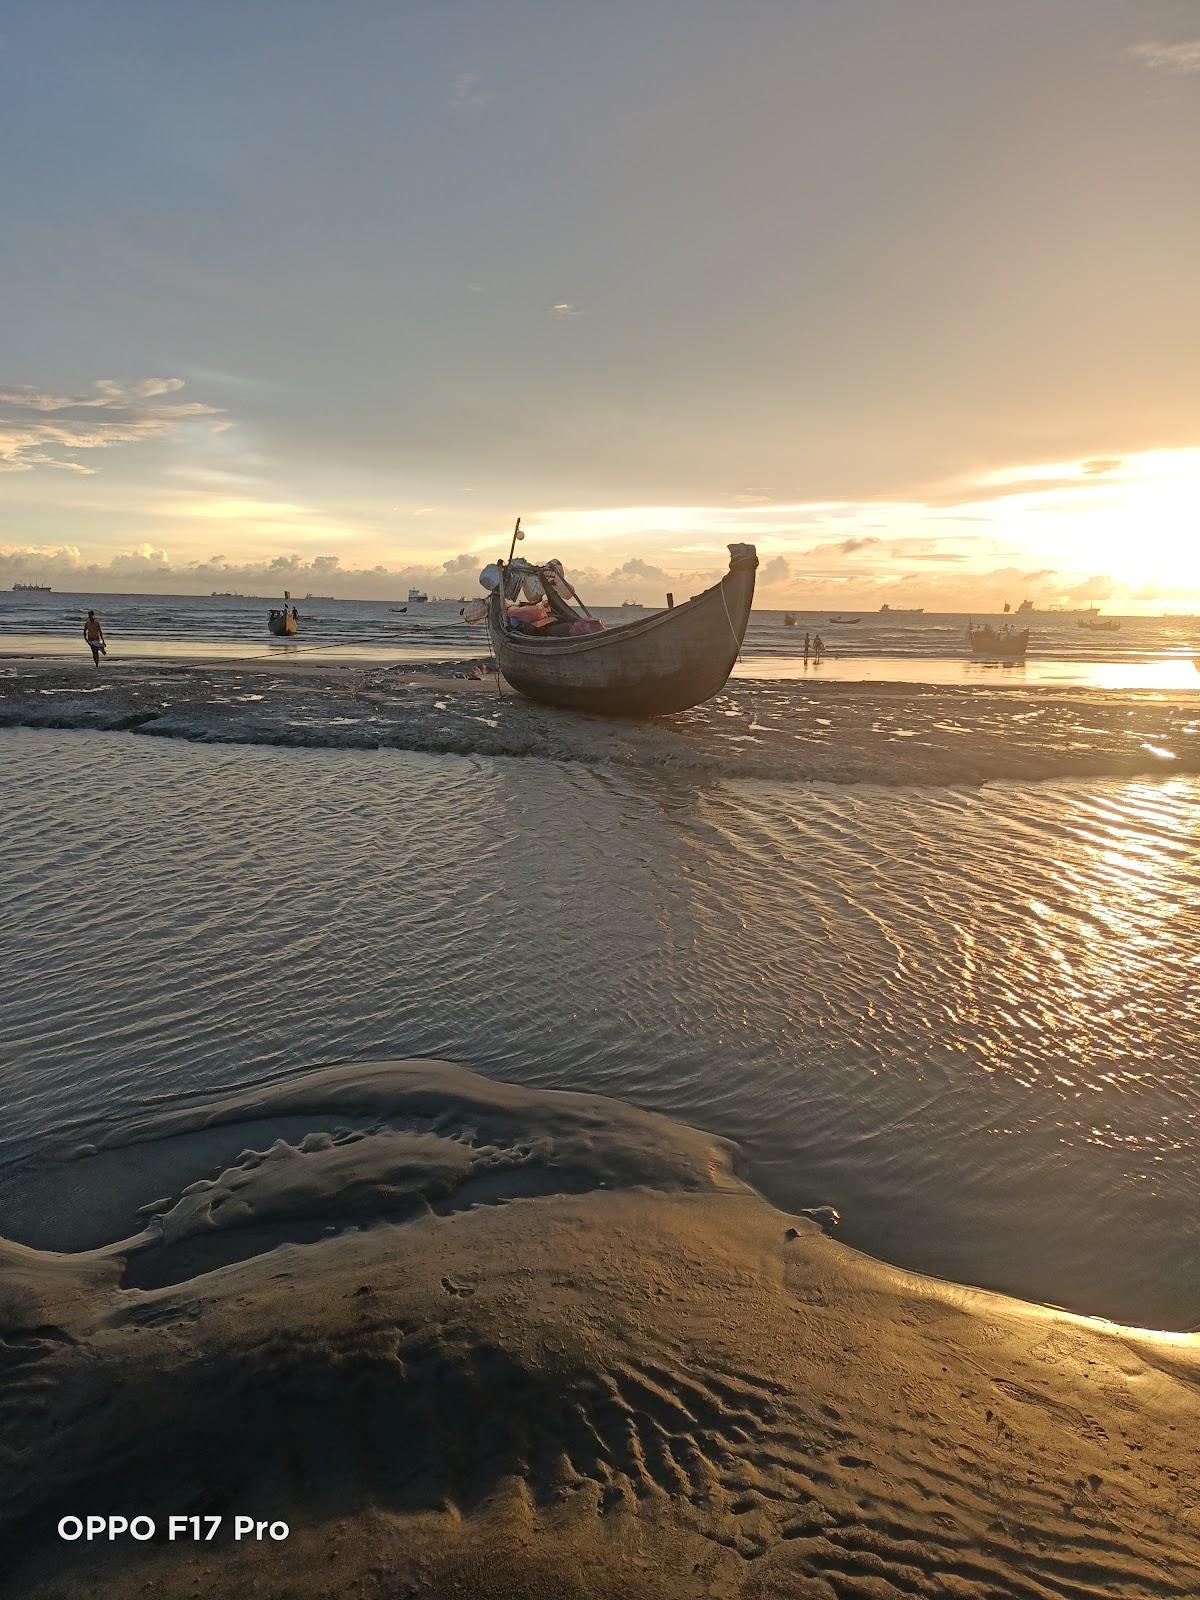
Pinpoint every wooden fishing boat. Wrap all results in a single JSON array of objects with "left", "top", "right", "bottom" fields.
[
  {"left": 268, "top": 607, "right": 297, "bottom": 637},
  {"left": 967, "top": 622, "right": 1028, "bottom": 659},
  {"left": 828, "top": 616, "right": 861, "bottom": 624},
  {"left": 488, "top": 544, "right": 758, "bottom": 717}
]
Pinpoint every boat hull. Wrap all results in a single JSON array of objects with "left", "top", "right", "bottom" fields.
[
  {"left": 268, "top": 615, "right": 297, "bottom": 637},
  {"left": 968, "top": 627, "right": 1028, "bottom": 659},
  {"left": 490, "top": 547, "right": 757, "bottom": 717}
]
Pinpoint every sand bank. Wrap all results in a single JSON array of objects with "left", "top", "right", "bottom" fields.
[
  {"left": 3, "top": 1060, "right": 1197, "bottom": 1598},
  {"left": 1, "top": 656, "right": 1198, "bottom": 784}
]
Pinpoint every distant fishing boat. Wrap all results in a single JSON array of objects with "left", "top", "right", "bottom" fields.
[
  {"left": 12, "top": 581, "right": 51, "bottom": 593},
  {"left": 829, "top": 615, "right": 861, "bottom": 624},
  {"left": 407, "top": 587, "right": 428, "bottom": 603},
  {"left": 486, "top": 542, "right": 758, "bottom": 717},
  {"left": 1078, "top": 617, "right": 1120, "bottom": 632},
  {"left": 268, "top": 593, "right": 298, "bottom": 637},
  {"left": 783, "top": 613, "right": 797, "bottom": 626},
  {"left": 967, "top": 622, "right": 1028, "bottom": 659},
  {"left": 879, "top": 604, "right": 923, "bottom": 615},
  {"left": 389, "top": 606, "right": 408, "bottom": 614}
]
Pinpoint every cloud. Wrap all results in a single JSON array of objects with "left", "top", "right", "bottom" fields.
[
  {"left": 107, "top": 544, "right": 172, "bottom": 575},
  {"left": 0, "top": 378, "right": 225, "bottom": 474},
  {"left": 450, "top": 71, "right": 491, "bottom": 113},
  {"left": 759, "top": 555, "right": 791, "bottom": 585},
  {"left": 549, "top": 302, "right": 580, "bottom": 319},
  {"left": 1132, "top": 41, "right": 1200, "bottom": 73},
  {"left": 805, "top": 535, "right": 880, "bottom": 556},
  {"left": 607, "top": 557, "right": 671, "bottom": 584},
  {"left": 442, "top": 551, "right": 482, "bottom": 574}
]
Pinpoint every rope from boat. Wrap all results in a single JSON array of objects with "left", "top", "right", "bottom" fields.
[
  {"left": 718, "top": 566, "right": 768, "bottom": 737},
  {"left": 485, "top": 599, "right": 504, "bottom": 699},
  {"left": 719, "top": 576, "right": 744, "bottom": 661}
]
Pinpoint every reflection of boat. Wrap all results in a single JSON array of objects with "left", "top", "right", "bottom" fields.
[
  {"left": 489, "top": 545, "right": 758, "bottom": 717},
  {"left": 13, "top": 581, "right": 51, "bottom": 593},
  {"left": 268, "top": 593, "right": 298, "bottom": 637},
  {"left": 783, "top": 613, "right": 797, "bottom": 626},
  {"left": 1078, "top": 617, "right": 1120, "bottom": 631},
  {"left": 829, "top": 616, "right": 860, "bottom": 624},
  {"left": 879, "top": 604, "right": 923, "bottom": 615},
  {"left": 407, "top": 587, "right": 428, "bottom": 603},
  {"left": 967, "top": 622, "right": 1028, "bottom": 658}
]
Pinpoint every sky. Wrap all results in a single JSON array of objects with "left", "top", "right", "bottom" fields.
[{"left": 1, "top": 0, "right": 1198, "bottom": 609}]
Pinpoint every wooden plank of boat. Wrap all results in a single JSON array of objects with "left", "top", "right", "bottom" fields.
[{"left": 489, "top": 544, "right": 758, "bottom": 717}]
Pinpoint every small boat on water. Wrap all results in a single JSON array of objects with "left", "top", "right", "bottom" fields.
[
  {"left": 1078, "top": 616, "right": 1120, "bottom": 632},
  {"left": 783, "top": 613, "right": 797, "bottom": 626},
  {"left": 967, "top": 622, "right": 1028, "bottom": 659},
  {"left": 829, "top": 616, "right": 861, "bottom": 624},
  {"left": 268, "top": 593, "right": 298, "bottom": 637},
  {"left": 485, "top": 541, "right": 758, "bottom": 717},
  {"left": 389, "top": 606, "right": 408, "bottom": 614}
]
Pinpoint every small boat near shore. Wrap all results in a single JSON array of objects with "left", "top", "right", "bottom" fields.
[
  {"left": 967, "top": 621, "right": 1029, "bottom": 659},
  {"left": 829, "top": 615, "right": 861, "bottom": 624},
  {"left": 486, "top": 543, "right": 758, "bottom": 716},
  {"left": 1078, "top": 616, "right": 1120, "bottom": 632},
  {"left": 268, "top": 593, "right": 298, "bottom": 637}
]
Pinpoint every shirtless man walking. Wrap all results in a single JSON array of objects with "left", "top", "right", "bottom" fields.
[{"left": 83, "top": 610, "right": 106, "bottom": 666}]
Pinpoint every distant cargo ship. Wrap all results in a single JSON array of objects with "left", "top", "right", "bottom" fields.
[
  {"left": 1015, "top": 598, "right": 1098, "bottom": 617},
  {"left": 878, "top": 603, "right": 923, "bottom": 615},
  {"left": 12, "top": 581, "right": 51, "bottom": 593},
  {"left": 407, "top": 587, "right": 429, "bottom": 603}
]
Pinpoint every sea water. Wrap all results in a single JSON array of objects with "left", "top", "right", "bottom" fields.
[{"left": 1, "top": 717, "right": 1197, "bottom": 1329}]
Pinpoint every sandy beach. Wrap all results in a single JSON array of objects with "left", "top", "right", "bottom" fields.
[
  {"left": 4, "top": 1059, "right": 1198, "bottom": 1599},
  {"left": 2, "top": 655, "right": 1198, "bottom": 784}
]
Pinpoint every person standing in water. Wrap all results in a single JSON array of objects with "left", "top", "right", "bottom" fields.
[
  {"left": 83, "top": 610, "right": 106, "bottom": 666},
  {"left": 813, "top": 633, "right": 825, "bottom": 664},
  {"left": 803, "top": 630, "right": 811, "bottom": 665}
]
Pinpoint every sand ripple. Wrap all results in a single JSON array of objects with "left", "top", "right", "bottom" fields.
[{"left": 3, "top": 1061, "right": 1198, "bottom": 1599}]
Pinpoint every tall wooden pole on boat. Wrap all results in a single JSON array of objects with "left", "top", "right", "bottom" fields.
[{"left": 506, "top": 516, "right": 523, "bottom": 565}]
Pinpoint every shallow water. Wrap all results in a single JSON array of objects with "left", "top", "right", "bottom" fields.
[
  {"left": 5, "top": 587, "right": 1200, "bottom": 689},
  {"left": 2, "top": 726, "right": 1197, "bottom": 1328}
]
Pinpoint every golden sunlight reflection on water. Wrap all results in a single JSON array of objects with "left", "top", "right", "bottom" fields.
[{"left": 1, "top": 733, "right": 1198, "bottom": 1327}]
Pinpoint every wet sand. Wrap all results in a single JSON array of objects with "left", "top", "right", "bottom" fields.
[
  {"left": 1, "top": 655, "right": 1198, "bottom": 784},
  {"left": 3, "top": 1060, "right": 1197, "bottom": 1599}
]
